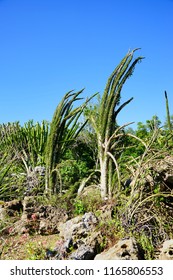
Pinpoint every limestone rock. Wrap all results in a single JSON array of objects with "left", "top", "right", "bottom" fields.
[
  {"left": 69, "top": 244, "right": 95, "bottom": 260},
  {"left": 159, "top": 239, "right": 173, "bottom": 260},
  {"left": 0, "top": 205, "right": 6, "bottom": 221},
  {"left": 95, "top": 237, "right": 141, "bottom": 260},
  {"left": 38, "top": 206, "right": 68, "bottom": 235},
  {"left": 59, "top": 212, "right": 98, "bottom": 240},
  {"left": 39, "top": 219, "right": 58, "bottom": 235},
  {"left": 154, "top": 156, "right": 173, "bottom": 186},
  {"left": 58, "top": 216, "right": 82, "bottom": 240},
  {"left": 56, "top": 212, "right": 102, "bottom": 260},
  {"left": 34, "top": 166, "right": 45, "bottom": 176},
  {"left": 11, "top": 196, "right": 69, "bottom": 235},
  {"left": 4, "top": 199, "right": 23, "bottom": 216},
  {"left": 21, "top": 196, "right": 35, "bottom": 220}
]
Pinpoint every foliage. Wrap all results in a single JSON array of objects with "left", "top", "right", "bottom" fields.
[
  {"left": 45, "top": 90, "right": 96, "bottom": 194},
  {"left": 109, "top": 125, "right": 173, "bottom": 258},
  {"left": 137, "top": 233, "right": 155, "bottom": 260},
  {"left": 0, "top": 50, "right": 173, "bottom": 260},
  {"left": 85, "top": 49, "right": 144, "bottom": 198},
  {"left": 73, "top": 199, "right": 86, "bottom": 215},
  {"left": 0, "top": 120, "right": 49, "bottom": 200},
  {"left": 25, "top": 241, "right": 46, "bottom": 260},
  {"left": 59, "top": 159, "right": 88, "bottom": 190},
  {"left": 0, "top": 120, "right": 49, "bottom": 171},
  {"left": 164, "top": 91, "right": 172, "bottom": 132}
]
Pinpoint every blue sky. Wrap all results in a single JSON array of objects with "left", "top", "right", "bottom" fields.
[{"left": 0, "top": 0, "right": 173, "bottom": 128}]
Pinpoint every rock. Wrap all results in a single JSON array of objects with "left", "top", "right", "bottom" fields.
[
  {"left": 154, "top": 156, "right": 173, "bottom": 187},
  {"left": 39, "top": 205, "right": 68, "bottom": 234},
  {"left": 53, "top": 239, "right": 71, "bottom": 260},
  {"left": 82, "top": 212, "right": 98, "bottom": 228},
  {"left": 34, "top": 166, "right": 45, "bottom": 176},
  {"left": 21, "top": 196, "right": 35, "bottom": 218},
  {"left": 9, "top": 196, "right": 69, "bottom": 235},
  {"left": 69, "top": 244, "right": 95, "bottom": 260},
  {"left": 158, "top": 239, "right": 173, "bottom": 260},
  {"left": 98, "top": 203, "right": 115, "bottom": 220},
  {"left": 24, "top": 166, "right": 45, "bottom": 196},
  {"left": 4, "top": 199, "right": 23, "bottom": 216},
  {"left": 59, "top": 216, "right": 82, "bottom": 240},
  {"left": 59, "top": 212, "right": 98, "bottom": 240},
  {"left": 0, "top": 205, "right": 6, "bottom": 221},
  {"left": 13, "top": 220, "right": 30, "bottom": 235},
  {"left": 94, "top": 237, "right": 141, "bottom": 260},
  {"left": 68, "top": 231, "right": 102, "bottom": 260},
  {"left": 21, "top": 196, "right": 39, "bottom": 222},
  {"left": 57, "top": 212, "right": 102, "bottom": 260},
  {"left": 0, "top": 199, "right": 23, "bottom": 233},
  {"left": 39, "top": 220, "right": 58, "bottom": 235}
]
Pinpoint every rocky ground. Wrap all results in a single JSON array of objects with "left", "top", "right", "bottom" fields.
[{"left": 1, "top": 195, "right": 173, "bottom": 260}]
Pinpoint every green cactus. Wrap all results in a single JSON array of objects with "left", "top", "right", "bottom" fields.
[
  {"left": 88, "top": 49, "right": 144, "bottom": 198},
  {"left": 45, "top": 90, "right": 96, "bottom": 194},
  {"left": 165, "top": 91, "right": 172, "bottom": 132}
]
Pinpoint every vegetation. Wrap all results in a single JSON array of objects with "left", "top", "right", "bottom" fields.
[
  {"left": 45, "top": 89, "right": 96, "bottom": 194},
  {"left": 85, "top": 49, "right": 144, "bottom": 198},
  {"left": 0, "top": 49, "right": 173, "bottom": 259}
]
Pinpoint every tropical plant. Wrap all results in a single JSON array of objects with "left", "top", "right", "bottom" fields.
[
  {"left": 45, "top": 90, "right": 96, "bottom": 194},
  {"left": 0, "top": 153, "right": 18, "bottom": 200},
  {"left": 113, "top": 123, "right": 173, "bottom": 254},
  {"left": 22, "top": 120, "right": 49, "bottom": 168},
  {"left": 0, "top": 120, "right": 49, "bottom": 173},
  {"left": 164, "top": 91, "right": 172, "bottom": 132},
  {"left": 85, "top": 49, "right": 144, "bottom": 198},
  {"left": 0, "top": 120, "right": 49, "bottom": 199}
]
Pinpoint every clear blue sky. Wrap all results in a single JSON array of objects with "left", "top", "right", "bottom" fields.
[{"left": 0, "top": 0, "right": 173, "bottom": 128}]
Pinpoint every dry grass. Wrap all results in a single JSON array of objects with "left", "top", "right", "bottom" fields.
[{"left": 0, "top": 233, "right": 58, "bottom": 260}]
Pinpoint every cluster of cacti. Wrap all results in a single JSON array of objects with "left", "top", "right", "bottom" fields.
[
  {"left": 0, "top": 120, "right": 49, "bottom": 173},
  {"left": 0, "top": 49, "right": 145, "bottom": 199},
  {"left": 2, "top": 49, "right": 172, "bottom": 201},
  {"left": 22, "top": 120, "right": 49, "bottom": 167}
]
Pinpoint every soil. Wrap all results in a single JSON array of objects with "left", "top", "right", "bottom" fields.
[{"left": 0, "top": 233, "right": 59, "bottom": 260}]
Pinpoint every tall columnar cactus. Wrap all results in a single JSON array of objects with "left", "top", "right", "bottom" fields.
[
  {"left": 45, "top": 90, "right": 96, "bottom": 194},
  {"left": 164, "top": 91, "right": 172, "bottom": 132},
  {"left": 89, "top": 49, "right": 144, "bottom": 198},
  {"left": 0, "top": 120, "right": 49, "bottom": 173}
]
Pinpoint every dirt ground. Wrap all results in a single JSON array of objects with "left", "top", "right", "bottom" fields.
[{"left": 0, "top": 233, "right": 59, "bottom": 260}]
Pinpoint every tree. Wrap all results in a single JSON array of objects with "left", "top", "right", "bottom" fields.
[
  {"left": 146, "top": 115, "right": 161, "bottom": 132},
  {"left": 136, "top": 115, "right": 161, "bottom": 139},
  {"left": 86, "top": 49, "right": 144, "bottom": 198}
]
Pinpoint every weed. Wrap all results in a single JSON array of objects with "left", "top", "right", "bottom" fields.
[
  {"left": 138, "top": 232, "right": 155, "bottom": 260},
  {"left": 73, "top": 199, "right": 86, "bottom": 215},
  {"left": 25, "top": 241, "right": 46, "bottom": 260}
]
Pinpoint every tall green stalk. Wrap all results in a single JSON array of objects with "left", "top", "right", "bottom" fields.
[
  {"left": 45, "top": 90, "right": 96, "bottom": 194},
  {"left": 23, "top": 120, "right": 49, "bottom": 167},
  {"left": 165, "top": 91, "right": 172, "bottom": 132},
  {"left": 0, "top": 120, "right": 49, "bottom": 173},
  {"left": 89, "top": 49, "right": 144, "bottom": 198}
]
